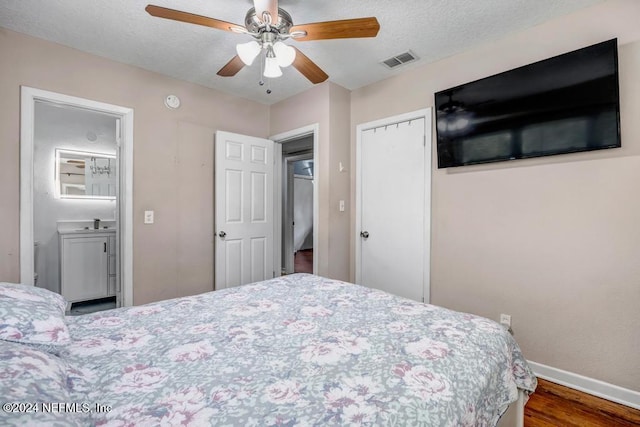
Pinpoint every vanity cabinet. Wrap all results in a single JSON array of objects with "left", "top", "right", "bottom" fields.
[{"left": 59, "top": 230, "right": 116, "bottom": 303}]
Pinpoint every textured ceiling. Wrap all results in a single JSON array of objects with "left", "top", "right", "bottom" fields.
[{"left": 0, "top": 0, "right": 604, "bottom": 105}]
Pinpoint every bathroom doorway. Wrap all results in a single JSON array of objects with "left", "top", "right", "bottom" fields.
[
  {"left": 20, "top": 87, "right": 134, "bottom": 311},
  {"left": 35, "top": 102, "right": 119, "bottom": 313}
]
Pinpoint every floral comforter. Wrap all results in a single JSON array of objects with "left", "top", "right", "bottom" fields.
[{"left": 63, "top": 274, "right": 536, "bottom": 426}]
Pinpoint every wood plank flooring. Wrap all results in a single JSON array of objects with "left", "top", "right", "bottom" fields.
[
  {"left": 524, "top": 379, "right": 640, "bottom": 426},
  {"left": 294, "top": 249, "right": 313, "bottom": 273}
]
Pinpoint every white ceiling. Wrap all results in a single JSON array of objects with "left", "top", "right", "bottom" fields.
[{"left": 0, "top": 0, "right": 604, "bottom": 105}]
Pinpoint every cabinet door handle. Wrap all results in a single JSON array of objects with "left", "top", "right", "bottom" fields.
[{"left": 104, "top": 242, "right": 107, "bottom": 253}]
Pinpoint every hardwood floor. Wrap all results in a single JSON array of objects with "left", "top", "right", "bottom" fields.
[
  {"left": 294, "top": 249, "right": 313, "bottom": 273},
  {"left": 524, "top": 379, "right": 640, "bottom": 426}
]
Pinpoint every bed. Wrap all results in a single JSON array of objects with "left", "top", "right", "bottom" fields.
[{"left": 1, "top": 274, "right": 536, "bottom": 426}]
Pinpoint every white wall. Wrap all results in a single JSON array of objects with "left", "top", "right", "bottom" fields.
[{"left": 33, "top": 102, "right": 117, "bottom": 293}]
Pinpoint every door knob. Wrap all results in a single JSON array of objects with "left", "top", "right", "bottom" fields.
[
  {"left": 360, "top": 231, "right": 369, "bottom": 238},
  {"left": 218, "top": 231, "right": 227, "bottom": 238}
]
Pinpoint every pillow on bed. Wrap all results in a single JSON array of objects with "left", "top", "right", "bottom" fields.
[
  {"left": 0, "top": 283, "right": 70, "bottom": 347},
  {"left": 0, "top": 341, "right": 87, "bottom": 427}
]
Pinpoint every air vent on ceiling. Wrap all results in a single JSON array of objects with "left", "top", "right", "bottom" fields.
[{"left": 382, "top": 50, "right": 418, "bottom": 69}]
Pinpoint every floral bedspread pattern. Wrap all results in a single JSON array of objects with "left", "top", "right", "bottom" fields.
[{"left": 63, "top": 274, "right": 536, "bottom": 426}]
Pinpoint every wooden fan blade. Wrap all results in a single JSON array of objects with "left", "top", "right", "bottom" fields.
[
  {"left": 291, "top": 17, "right": 380, "bottom": 41},
  {"left": 254, "top": 0, "right": 279, "bottom": 25},
  {"left": 145, "top": 5, "right": 245, "bottom": 33},
  {"left": 292, "top": 47, "right": 328, "bottom": 84},
  {"left": 217, "top": 55, "right": 245, "bottom": 77}
]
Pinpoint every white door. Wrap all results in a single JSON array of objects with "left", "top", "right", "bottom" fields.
[
  {"left": 215, "top": 131, "right": 274, "bottom": 289},
  {"left": 356, "top": 110, "right": 431, "bottom": 302}
]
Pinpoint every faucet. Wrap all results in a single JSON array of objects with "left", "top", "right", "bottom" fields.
[{"left": 93, "top": 218, "right": 100, "bottom": 230}]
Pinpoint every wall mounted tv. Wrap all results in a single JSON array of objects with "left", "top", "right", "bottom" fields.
[{"left": 435, "top": 39, "right": 620, "bottom": 168}]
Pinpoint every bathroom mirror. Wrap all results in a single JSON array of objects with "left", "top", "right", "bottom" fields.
[{"left": 55, "top": 149, "right": 116, "bottom": 199}]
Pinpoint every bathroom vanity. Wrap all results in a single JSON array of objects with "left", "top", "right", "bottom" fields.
[{"left": 59, "top": 228, "right": 116, "bottom": 303}]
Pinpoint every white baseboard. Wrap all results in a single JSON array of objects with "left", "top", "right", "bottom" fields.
[{"left": 528, "top": 360, "right": 640, "bottom": 410}]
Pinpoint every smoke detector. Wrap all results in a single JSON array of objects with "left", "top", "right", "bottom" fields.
[{"left": 164, "top": 94, "right": 181, "bottom": 109}]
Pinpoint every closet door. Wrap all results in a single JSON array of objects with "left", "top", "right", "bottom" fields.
[{"left": 356, "top": 110, "right": 431, "bottom": 302}]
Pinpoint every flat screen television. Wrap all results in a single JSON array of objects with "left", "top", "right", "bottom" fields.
[{"left": 435, "top": 39, "right": 621, "bottom": 168}]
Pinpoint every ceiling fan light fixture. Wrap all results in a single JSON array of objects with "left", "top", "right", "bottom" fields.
[
  {"left": 264, "top": 56, "right": 283, "bottom": 78},
  {"left": 145, "top": 3, "right": 381, "bottom": 87},
  {"left": 236, "top": 40, "right": 261, "bottom": 66},
  {"left": 273, "top": 41, "right": 296, "bottom": 67}
]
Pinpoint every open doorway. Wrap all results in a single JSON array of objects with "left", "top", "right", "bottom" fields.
[
  {"left": 34, "top": 101, "right": 120, "bottom": 314},
  {"left": 283, "top": 150, "right": 314, "bottom": 274},
  {"left": 20, "top": 87, "right": 134, "bottom": 310},
  {"left": 273, "top": 126, "right": 318, "bottom": 276}
]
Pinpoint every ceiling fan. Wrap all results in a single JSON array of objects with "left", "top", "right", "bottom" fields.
[{"left": 145, "top": 0, "right": 380, "bottom": 91}]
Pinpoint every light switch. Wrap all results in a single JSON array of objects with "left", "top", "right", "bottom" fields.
[
  {"left": 144, "top": 210, "right": 154, "bottom": 224},
  {"left": 339, "top": 200, "right": 345, "bottom": 212}
]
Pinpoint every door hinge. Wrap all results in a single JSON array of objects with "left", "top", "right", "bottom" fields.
[{"left": 423, "top": 135, "right": 426, "bottom": 146}]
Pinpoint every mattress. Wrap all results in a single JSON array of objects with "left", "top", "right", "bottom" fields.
[{"left": 56, "top": 273, "right": 536, "bottom": 426}]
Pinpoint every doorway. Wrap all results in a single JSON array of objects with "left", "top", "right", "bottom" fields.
[
  {"left": 35, "top": 102, "right": 119, "bottom": 313},
  {"left": 213, "top": 125, "right": 318, "bottom": 289},
  {"left": 282, "top": 149, "right": 314, "bottom": 274},
  {"left": 272, "top": 124, "right": 319, "bottom": 276},
  {"left": 355, "top": 109, "right": 431, "bottom": 302},
  {"left": 20, "top": 87, "right": 134, "bottom": 308}
]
